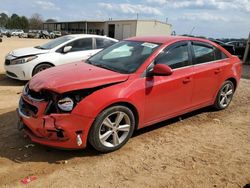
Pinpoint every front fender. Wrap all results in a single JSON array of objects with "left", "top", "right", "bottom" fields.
[{"left": 72, "top": 79, "right": 146, "bottom": 128}]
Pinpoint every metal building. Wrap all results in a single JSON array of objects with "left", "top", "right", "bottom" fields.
[{"left": 43, "top": 19, "right": 172, "bottom": 40}]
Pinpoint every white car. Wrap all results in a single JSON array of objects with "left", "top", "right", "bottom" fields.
[
  {"left": 4, "top": 34, "right": 118, "bottom": 80},
  {"left": 11, "top": 29, "right": 24, "bottom": 36}
]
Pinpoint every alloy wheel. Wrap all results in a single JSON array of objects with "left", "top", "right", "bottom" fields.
[
  {"left": 99, "top": 111, "right": 131, "bottom": 148},
  {"left": 219, "top": 83, "right": 234, "bottom": 108}
]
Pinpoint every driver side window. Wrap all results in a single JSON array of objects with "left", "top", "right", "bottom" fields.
[
  {"left": 67, "top": 38, "right": 93, "bottom": 52},
  {"left": 155, "top": 44, "right": 189, "bottom": 69}
]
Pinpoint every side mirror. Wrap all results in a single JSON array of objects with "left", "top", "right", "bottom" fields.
[
  {"left": 63, "top": 46, "right": 72, "bottom": 53},
  {"left": 152, "top": 64, "right": 173, "bottom": 76}
]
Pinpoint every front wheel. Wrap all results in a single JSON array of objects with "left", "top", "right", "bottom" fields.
[
  {"left": 88, "top": 106, "right": 135, "bottom": 153},
  {"left": 32, "top": 63, "right": 53, "bottom": 76},
  {"left": 214, "top": 80, "right": 235, "bottom": 110}
]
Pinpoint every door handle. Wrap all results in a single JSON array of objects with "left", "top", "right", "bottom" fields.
[
  {"left": 183, "top": 77, "right": 192, "bottom": 84},
  {"left": 214, "top": 68, "right": 222, "bottom": 74}
]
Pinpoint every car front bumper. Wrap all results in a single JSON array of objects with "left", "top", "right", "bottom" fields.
[
  {"left": 4, "top": 63, "right": 32, "bottom": 81},
  {"left": 18, "top": 96, "right": 95, "bottom": 149}
]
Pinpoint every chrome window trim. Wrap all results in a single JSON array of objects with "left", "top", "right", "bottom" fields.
[
  {"left": 171, "top": 57, "right": 230, "bottom": 71},
  {"left": 191, "top": 57, "right": 230, "bottom": 67}
]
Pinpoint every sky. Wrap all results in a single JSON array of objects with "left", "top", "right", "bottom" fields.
[{"left": 0, "top": 0, "right": 250, "bottom": 38}]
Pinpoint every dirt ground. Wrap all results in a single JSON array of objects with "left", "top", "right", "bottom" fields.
[{"left": 0, "top": 37, "right": 249, "bottom": 188}]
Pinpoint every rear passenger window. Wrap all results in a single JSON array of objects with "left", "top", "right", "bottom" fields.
[
  {"left": 156, "top": 44, "right": 189, "bottom": 69},
  {"left": 96, "top": 38, "right": 116, "bottom": 49},
  {"left": 193, "top": 45, "right": 215, "bottom": 64},
  {"left": 193, "top": 43, "right": 228, "bottom": 65},
  {"left": 215, "top": 48, "right": 228, "bottom": 60}
]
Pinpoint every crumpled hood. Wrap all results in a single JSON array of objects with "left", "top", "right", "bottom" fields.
[
  {"left": 10, "top": 47, "right": 49, "bottom": 57},
  {"left": 29, "top": 62, "right": 129, "bottom": 93}
]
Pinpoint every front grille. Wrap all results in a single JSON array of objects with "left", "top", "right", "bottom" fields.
[
  {"left": 5, "top": 59, "right": 11, "bottom": 65},
  {"left": 19, "top": 98, "right": 38, "bottom": 117},
  {"left": 6, "top": 71, "right": 17, "bottom": 78}
]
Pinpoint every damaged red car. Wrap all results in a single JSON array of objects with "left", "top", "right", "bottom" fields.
[{"left": 17, "top": 36, "right": 242, "bottom": 152}]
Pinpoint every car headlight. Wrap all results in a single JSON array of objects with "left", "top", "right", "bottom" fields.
[
  {"left": 10, "top": 55, "right": 38, "bottom": 65},
  {"left": 57, "top": 97, "right": 74, "bottom": 112}
]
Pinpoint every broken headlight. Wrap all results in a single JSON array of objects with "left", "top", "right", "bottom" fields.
[{"left": 57, "top": 97, "right": 74, "bottom": 112}]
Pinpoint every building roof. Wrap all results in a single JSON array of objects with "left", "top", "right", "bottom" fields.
[
  {"left": 45, "top": 20, "right": 105, "bottom": 24},
  {"left": 44, "top": 19, "right": 171, "bottom": 26}
]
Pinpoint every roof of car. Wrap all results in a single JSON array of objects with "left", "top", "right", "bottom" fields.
[
  {"left": 68, "top": 34, "right": 116, "bottom": 39},
  {"left": 126, "top": 36, "right": 211, "bottom": 44}
]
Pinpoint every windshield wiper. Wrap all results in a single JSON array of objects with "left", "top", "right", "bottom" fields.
[
  {"left": 86, "top": 60, "right": 126, "bottom": 74},
  {"left": 35, "top": 46, "right": 46, "bottom": 50},
  {"left": 86, "top": 59, "right": 94, "bottom": 65},
  {"left": 94, "top": 64, "right": 117, "bottom": 72}
]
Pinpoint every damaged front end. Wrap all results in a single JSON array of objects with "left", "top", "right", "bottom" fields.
[{"left": 17, "top": 84, "right": 97, "bottom": 149}]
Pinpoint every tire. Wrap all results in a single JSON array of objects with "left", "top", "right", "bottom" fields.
[
  {"left": 32, "top": 63, "right": 53, "bottom": 76},
  {"left": 214, "top": 80, "right": 235, "bottom": 110},
  {"left": 88, "top": 105, "right": 135, "bottom": 153}
]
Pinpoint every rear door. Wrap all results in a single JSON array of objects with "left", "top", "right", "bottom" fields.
[{"left": 191, "top": 41, "right": 229, "bottom": 106}]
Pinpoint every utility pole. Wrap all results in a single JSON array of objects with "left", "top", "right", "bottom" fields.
[
  {"left": 243, "top": 32, "right": 250, "bottom": 65},
  {"left": 189, "top": 27, "right": 195, "bottom": 35}
]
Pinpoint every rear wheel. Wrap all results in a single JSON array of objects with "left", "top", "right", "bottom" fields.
[
  {"left": 88, "top": 106, "right": 135, "bottom": 153},
  {"left": 32, "top": 63, "right": 53, "bottom": 76},
  {"left": 214, "top": 80, "right": 235, "bottom": 110}
]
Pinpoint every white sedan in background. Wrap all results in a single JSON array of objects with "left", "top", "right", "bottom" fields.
[{"left": 4, "top": 34, "right": 118, "bottom": 80}]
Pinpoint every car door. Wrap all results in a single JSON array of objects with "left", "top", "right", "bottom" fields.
[
  {"left": 191, "top": 41, "right": 228, "bottom": 107},
  {"left": 58, "top": 38, "right": 95, "bottom": 65},
  {"left": 143, "top": 41, "right": 194, "bottom": 124}
]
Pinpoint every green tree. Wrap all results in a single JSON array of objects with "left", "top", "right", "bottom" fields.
[
  {"left": 0, "top": 13, "right": 9, "bottom": 27},
  {"left": 6, "top": 13, "right": 20, "bottom": 29},
  {"left": 20, "top": 16, "right": 29, "bottom": 30}
]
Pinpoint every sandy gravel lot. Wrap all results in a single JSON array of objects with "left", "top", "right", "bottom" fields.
[{"left": 0, "top": 37, "right": 249, "bottom": 188}]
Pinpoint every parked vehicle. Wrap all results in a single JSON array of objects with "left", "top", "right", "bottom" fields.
[
  {"left": 209, "top": 39, "right": 235, "bottom": 55},
  {"left": 11, "top": 29, "right": 24, "bottom": 36},
  {"left": 50, "top": 31, "right": 62, "bottom": 38},
  {"left": 27, "top": 30, "right": 39, "bottom": 38},
  {"left": 39, "top": 30, "right": 50, "bottom": 39},
  {"left": 19, "top": 32, "right": 28, "bottom": 38},
  {"left": 4, "top": 34, "right": 118, "bottom": 80},
  {"left": 17, "top": 36, "right": 242, "bottom": 152},
  {"left": 226, "top": 41, "right": 247, "bottom": 59},
  {"left": 6, "top": 31, "right": 11, "bottom": 38}
]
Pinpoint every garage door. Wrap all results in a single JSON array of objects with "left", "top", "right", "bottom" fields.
[{"left": 123, "top": 24, "right": 132, "bottom": 39}]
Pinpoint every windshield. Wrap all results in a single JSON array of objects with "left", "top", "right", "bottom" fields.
[
  {"left": 87, "top": 40, "right": 160, "bottom": 74},
  {"left": 36, "top": 35, "right": 74, "bottom": 50}
]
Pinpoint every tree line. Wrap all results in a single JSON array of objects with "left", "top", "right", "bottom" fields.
[{"left": 0, "top": 13, "right": 57, "bottom": 30}]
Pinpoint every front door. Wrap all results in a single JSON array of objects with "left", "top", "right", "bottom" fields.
[
  {"left": 58, "top": 37, "right": 96, "bottom": 64},
  {"left": 144, "top": 42, "right": 194, "bottom": 124}
]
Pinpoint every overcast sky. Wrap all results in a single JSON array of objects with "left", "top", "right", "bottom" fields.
[{"left": 1, "top": 0, "right": 250, "bottom": 38}]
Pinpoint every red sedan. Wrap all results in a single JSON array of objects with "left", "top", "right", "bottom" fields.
[{"left": 17, "top": 36, "right": 242, "bottom": 152}]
